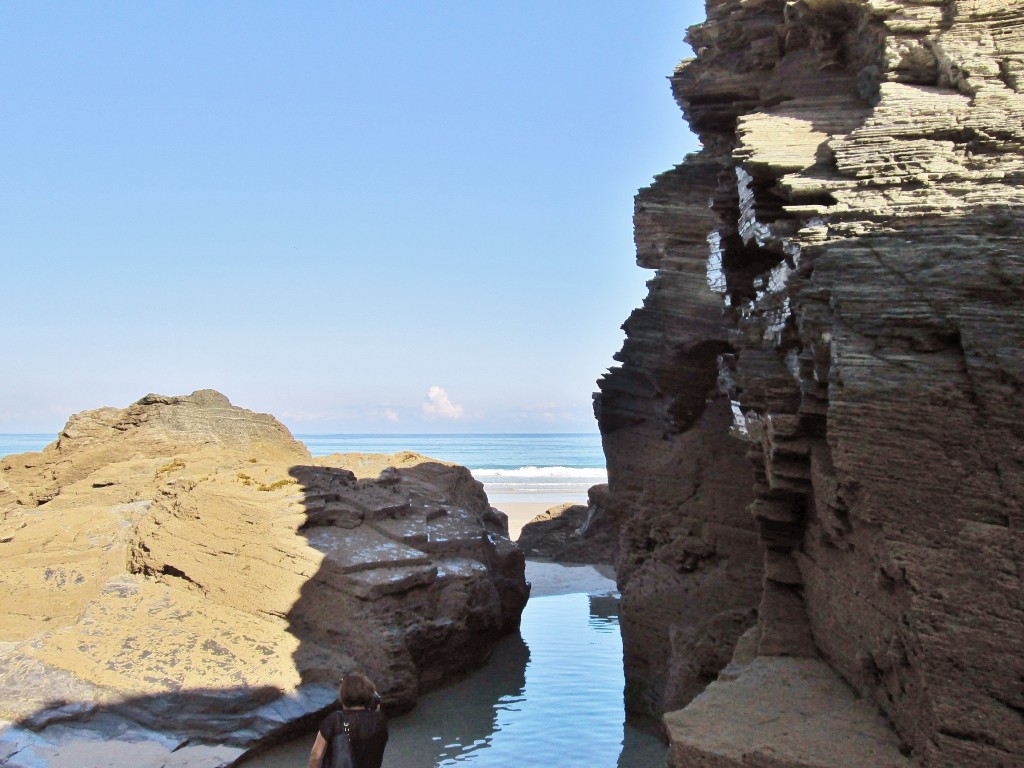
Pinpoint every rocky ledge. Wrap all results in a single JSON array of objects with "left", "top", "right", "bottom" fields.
[
  {"left": 597, "top": 1, "right": 1023, "bottom": 767},
  {"left": 0, "top": 390, "right": 528, "bottom": 767}
]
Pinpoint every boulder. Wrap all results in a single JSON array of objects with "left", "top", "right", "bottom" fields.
[
  {"left": 0, "top": 391, "right": 528, "bottom": 766},
  {"left": 516, "top": 484, "right": 618, "bottom": 563},
  {"left": 665, "top": 655, "right": 912, "bottom": 768},
  {"left": 517, "top": 502, "right": 589, "bottom": 559}
]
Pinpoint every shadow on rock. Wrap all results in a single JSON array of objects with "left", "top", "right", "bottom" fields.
[
  {"left": 284, "top": 458, "right": 530, "bottom": 711},
  {"left": 1, "top": 399, "right": 528, "bottom": 768}
]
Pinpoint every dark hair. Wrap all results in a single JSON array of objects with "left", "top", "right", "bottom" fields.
[{"left": 339, "top": 672, "right": 377, "bottom": 708}]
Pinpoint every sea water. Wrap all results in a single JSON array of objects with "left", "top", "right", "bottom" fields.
[
  {"left": 0, "top": 434, "right": 55, "bottom": 457},
  {"left": 300, "top": 433, "right": 606, "bottom": 505},
  {"left": 240, "top": 586, "right": 666, "bottom": 768}
]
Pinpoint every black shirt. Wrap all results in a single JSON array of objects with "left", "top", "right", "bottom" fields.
[{"left": 319, "top": 709, "right": 388, "bottom": 768}]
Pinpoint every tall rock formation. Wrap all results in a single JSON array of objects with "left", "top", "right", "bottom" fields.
[
  {"left": 597, "top": 1, "right": 1024, "bottom": 766},
  {"left": 0, "top": 391, "right": 527, "bottom": 767}
]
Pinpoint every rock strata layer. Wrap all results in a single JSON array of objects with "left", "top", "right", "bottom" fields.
[
  {"left": 0, "top": 391, "right": 527, "bottom": 767},
  {"left": 597, "top": 1, "right": 1024, "bottom": 766}
]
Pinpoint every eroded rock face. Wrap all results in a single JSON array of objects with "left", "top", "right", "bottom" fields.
[
  {"left": 518, "top": 502, "right": 590, "bottom": 559},
  {"left": 599, "top": 1, "right": 1024, "bottom": 765},
  {"left": 516, "top": 484, "right": 618, "bottom": 563},
  {"left": 595, "top": 74, "right": 763, "bottom": 727},
  {"left": 0, "top": 391, "right": 527, "bottom": 766}
]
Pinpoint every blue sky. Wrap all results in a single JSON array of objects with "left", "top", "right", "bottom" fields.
[{"left": 2, "top": 1, "right": 704, "bottom": 434}]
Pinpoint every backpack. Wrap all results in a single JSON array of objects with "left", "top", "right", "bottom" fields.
[{"left": 327, "top": 716, "right": 353, "bottom": 768}]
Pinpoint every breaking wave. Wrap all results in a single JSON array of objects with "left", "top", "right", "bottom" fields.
[{"left": 470, "top": 466, "right": 607, "bottom": 479}]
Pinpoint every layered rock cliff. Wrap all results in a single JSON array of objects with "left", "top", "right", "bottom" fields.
[
  {"left": 597, "top": 1, "right": 1024, "bottom": 766},
  {"left": 0, "top": 391, "right": 527, "bottom": 767}
]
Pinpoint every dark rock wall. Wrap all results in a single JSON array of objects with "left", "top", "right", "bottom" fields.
[
  {"left": 597, "top": 0, "right": 1024, "bottom": 764},
  {"left": 595, "top": 152, "right": 763, "bottom": 720}
]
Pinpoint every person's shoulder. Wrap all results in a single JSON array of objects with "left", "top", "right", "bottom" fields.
[
  {"left": 344, "top": 708, "right": 386, "bottom": 736},
  {"left": 368, "top": 709, "right": 388, "bottom": 734},
  {"left": 319, "top": 709, "right": 345, "bottom": 738},
  {"left": 346, "top": 709, "right": 384, "bottom": 723}
]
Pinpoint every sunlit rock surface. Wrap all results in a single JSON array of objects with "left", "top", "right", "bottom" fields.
[
  {"left": 597, "top": 1, "right": 1024, "bottom": 766},
  {"left": 0, "top": 391, "right": 527, "bottom": 767},
  {"left": 666, "top": 655, "right": 911, "bottom": 768}
]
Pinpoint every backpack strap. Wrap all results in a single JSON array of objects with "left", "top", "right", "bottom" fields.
[{"left": 327, "top": 713, "right": 354, "bottom": 768}]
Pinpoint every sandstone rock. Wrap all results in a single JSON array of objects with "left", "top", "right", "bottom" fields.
[
  {"left": 601, "top": 0, "right": 1024, "bottom": 765},
  {"left": 516, "top": 483, "right": 618, "bottom": 563},
  {"left": 517, "top": 503, "right": 588, "bottom": 559},
  {"left": 0, "top": 391, "right": 527, "bottom": 766},
  {"left": 665, "top": 656, "right": 912, "bottom": 768},
  {"left": 595, "top": 154, "right": 765, "bottom": 720}
]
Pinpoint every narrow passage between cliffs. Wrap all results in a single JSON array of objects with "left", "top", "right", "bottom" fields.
[{"left": 238, "top": 561, "right": 667, "bottom": 768}]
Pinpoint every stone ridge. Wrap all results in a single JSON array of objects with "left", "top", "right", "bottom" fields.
[
  {"left": 2, "top": 389, "right": 311, "bottom": 509},
  {"left": 666, "top": 656, "right": 912, "bottom": 768},
  {"left": 598, "top": 1, "right": 1023, "bottom": 766},
  {"left": 0, "top": 392, "right": 528, "bottom": 766}
]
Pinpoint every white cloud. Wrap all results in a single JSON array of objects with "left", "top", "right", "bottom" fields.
[
  {"left": 370, "top": 407, "right": 400, "bottom": 423},
  {"left": 422, "top": 386, "right": 464, "bottom": 420}
]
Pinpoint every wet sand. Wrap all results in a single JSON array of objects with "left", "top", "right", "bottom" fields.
[{"left": 524, "top": 560, "right": 616, "bottom": 597}]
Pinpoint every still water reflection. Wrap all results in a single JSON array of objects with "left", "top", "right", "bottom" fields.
[{"left": 241, "top": 590, "right": 665, "bottom": 767}]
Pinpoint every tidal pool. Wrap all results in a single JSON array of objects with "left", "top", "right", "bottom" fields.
[{"left": 240, "top": 570, "right": 666, "bottom": 767}]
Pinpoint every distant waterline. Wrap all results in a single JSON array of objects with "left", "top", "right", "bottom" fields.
[
  {"left": 298, "top": 433, "right": 605, "bottom": 469},
  {"left": 299, "top": 434, "right": 606, "bottom": 505},
  {"left": 0, "top": 433, "right": 607, "bottom": 506},
  {"left": 0, "top": 434, "right": 54, "bottom": 458}
]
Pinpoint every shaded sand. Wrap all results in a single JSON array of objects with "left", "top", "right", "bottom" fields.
[
  {"left": 525, "top": 559, "right": 616, "bottom": 597},
  {"left": 494, "top": 501, "right": 558, "bottom": 541}
]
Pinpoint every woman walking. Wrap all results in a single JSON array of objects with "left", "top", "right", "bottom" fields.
[{"left": 308, "top": 673, "right": 388, "bottom": 768}]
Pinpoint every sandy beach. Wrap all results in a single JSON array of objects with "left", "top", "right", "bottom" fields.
[
  {"left": 489, "top": 500, "right": 553, "bottom": 541},
  {"left": 524, "top": 560, "right": 616, "bottom": 597}
]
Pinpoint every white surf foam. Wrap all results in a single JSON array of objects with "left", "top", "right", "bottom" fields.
[{"left": 470, "top": 466, "right": 607, "bottom": 479}]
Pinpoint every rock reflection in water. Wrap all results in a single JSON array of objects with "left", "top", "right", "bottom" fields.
[
  {"left": 386, "top": 631, "right": 530, "bottom": 766},
  {"left": 240, "top": 590, "right": 666, "bottom": 768},
  {"left": 589, "top": 593, "right": 620, "bottom": 631},
  {"left": 389, "top": 591, "right": 665, "bottom": 767}
]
